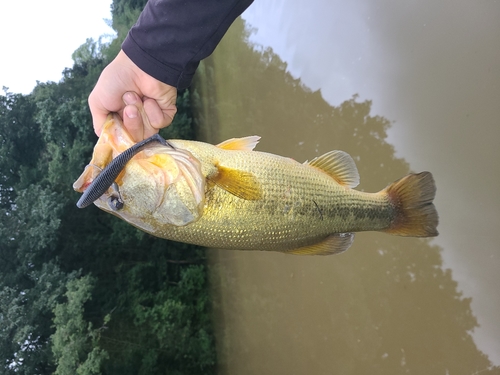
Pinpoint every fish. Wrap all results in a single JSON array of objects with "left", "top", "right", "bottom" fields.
[{"left": 73, "top": 114, "right": 438, "bottom": 255}]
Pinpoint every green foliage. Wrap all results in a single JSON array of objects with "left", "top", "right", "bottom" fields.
[
  {"left": 99, "top": 260, "right": 215, "bottom": 375},
  {"left": 0, "top": 91, "right": 42, "bottom": 205},
  {"left": 0, "top": 262, "right": 73, "bottom": 375},
  {"left": 107, "top": 0, "right": 147, "bottom": 57},
  {"left": 72, "top": 38, "right": 105, "bottom": 66},
  {"left": 14, "top": 185, "right": 63, "bottom": 257},
  {"left": 51, "top": 276, "right": 109, "bottom": 375},
  {"left": 0, "top": 0, "right": 215, "bottom": 374},
  {"left": 0, "top": 138, "right": 69, "bottom": 374}
]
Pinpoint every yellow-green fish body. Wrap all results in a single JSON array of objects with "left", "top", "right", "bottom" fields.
[{"left": 74, "top": 115, "right": 438, "bottom": 255}]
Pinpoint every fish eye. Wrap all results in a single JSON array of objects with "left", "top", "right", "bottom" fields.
[{"left": 108, "top": 196, "right": 124, "bottom": 211}]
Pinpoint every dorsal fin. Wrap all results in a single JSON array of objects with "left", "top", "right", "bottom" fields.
[
  {"left": 306, "top": 150, "right": 360, "bottom": 188},
  {"left": 207, "top": 164, "right": 262, "bottom": 200},
  {"left": 286, "top": 233, "right": 355, "bottom": 255},
  {"left": 216, "top": 136, "right": 261, "bottom": 151}
]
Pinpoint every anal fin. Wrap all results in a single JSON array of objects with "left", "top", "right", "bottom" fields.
[{"left": 286, "top": 233, "right": 355, "bottom": 256}]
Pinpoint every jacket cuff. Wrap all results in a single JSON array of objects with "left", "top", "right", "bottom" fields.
[{"left": 122, "top": 34, "right": 198, "bottom": 89}]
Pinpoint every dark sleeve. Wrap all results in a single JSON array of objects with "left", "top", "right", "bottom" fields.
[{"left": 122, "top": 0, "right": 254, "bottom": 89}]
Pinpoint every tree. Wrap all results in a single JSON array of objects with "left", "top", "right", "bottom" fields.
[
  {"left": 51, "top": 275, "right": 109, "bottom": 375},
  {"left": 0, "top": 91, "right": 43, "bottom": 208},
  {"left": 0, "top": 2, "right": 216, "bottom": 372}
]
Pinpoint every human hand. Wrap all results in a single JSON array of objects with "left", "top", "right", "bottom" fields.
[{"left": 88, "top": 50, "right": 178, "bottom": 142}]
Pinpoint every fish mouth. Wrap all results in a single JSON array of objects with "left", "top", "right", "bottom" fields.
[
  {"left": 76, "top": 132, "right": 173, "bottom": 209},
  {"left": 74, "top": 113, "right": 206, "bottom": 228}
]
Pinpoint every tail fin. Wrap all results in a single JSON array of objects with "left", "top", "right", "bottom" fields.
[{"left": 383, "top": 172, "right": 439, "bottom": 237}]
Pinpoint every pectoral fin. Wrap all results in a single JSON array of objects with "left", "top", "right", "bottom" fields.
[
  {"left": 286, "top": 233, "right": 355, "bottom": 255},
  {"left": 306, "top": 150, "right": 360, "bottom": 188},
  {"left": 216, "top": 136, "right": 261, "bottom": 151},
  {"left": 208, "top": 164, "right": 261, "bottom": 200}
]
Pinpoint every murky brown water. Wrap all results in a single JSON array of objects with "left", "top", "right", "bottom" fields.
[{"left": 193, "top": 1, "right": 500, "bottom": 374}]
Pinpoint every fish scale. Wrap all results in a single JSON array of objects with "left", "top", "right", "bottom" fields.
[
  {"left": 74, "top": 114, "right": 438, "bottom": 255},
  {"left": 130, "top": 139, "right": 394, "bottom": 250}
]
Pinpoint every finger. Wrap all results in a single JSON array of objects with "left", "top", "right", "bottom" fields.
[
  {"left": 143, "top": 98, "right": 166, "bottom": 134},
  {"left": 89, "top": 63, "right": 130, "bottom": 136},
  {"left": 143, "top": 83, "right": 178, "bottom": 130},
  {"left": 88, "top": 89, "right": 112, "bottom": 137},
  {"left": 123, "top": 92, "right": 165, "bottom": 141},
  {"left": 123, "top": 92, "right": 147, "bottom": 142},
  {"left": 160, "top": 97, "right": 178, "bottom": 127},
  {"left": 123, "top": 104, "right": 144, "bottom": 142},
  {"left": 143, "top": 97, "right": 177, "bottom": 131}
]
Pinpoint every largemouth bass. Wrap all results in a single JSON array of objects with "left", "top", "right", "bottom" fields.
[{"left": 74, "top": 114, "right": 438, "bottom": 255}]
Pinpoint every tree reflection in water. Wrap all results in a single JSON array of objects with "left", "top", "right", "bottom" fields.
[{"left": 193, "top": 18, "right": 500, "bottom": 375}]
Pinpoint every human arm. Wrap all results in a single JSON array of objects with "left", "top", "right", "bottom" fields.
[
  {"left": 88, "top": 50, "right": 178, "bottom": 141},
  {"left": 89, "top": 0, "right": 254, "bottom": 141}
]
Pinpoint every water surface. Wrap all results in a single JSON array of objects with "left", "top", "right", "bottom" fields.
[{"left": 193, "top": 1, "right": 500, "bottom": 373}]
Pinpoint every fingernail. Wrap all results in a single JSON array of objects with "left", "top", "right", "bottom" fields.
[
  {"left": 123, "top": 92, "right": 138, "bottom": 105},
  {"left": 124, "top": 105, "right": 138, "bottom": 119}
]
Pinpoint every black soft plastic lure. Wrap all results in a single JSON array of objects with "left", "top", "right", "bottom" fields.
[{"left": 76, "top": 134, "right": 172, "bottom": 209}]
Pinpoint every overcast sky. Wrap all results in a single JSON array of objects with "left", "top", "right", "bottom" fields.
[{"left": 0, "top": 0, "right": 114, "bottom": 95}]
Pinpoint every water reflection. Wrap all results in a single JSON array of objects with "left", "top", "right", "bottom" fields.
[
  {"left": 193, "top": 17, "right": 499, "bottom": 375},
  {"left": 243, "top": 0, "right": 500, "bottom": 364}
]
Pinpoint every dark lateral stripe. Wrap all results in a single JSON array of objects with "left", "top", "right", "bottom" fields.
[{"left": 77, "top": 134, "right": 172, "bottom": 208}]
